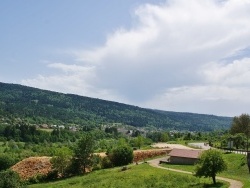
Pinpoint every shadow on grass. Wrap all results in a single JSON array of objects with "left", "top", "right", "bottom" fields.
[
  {"left": 203, "top": 182, "right": 225, "bottom": 188},
  {"left": 163, "top": 163, "right": 194, "bottom": 167},
  {"left": 190, "top": 182, "right": 225, "bottom": 188}
]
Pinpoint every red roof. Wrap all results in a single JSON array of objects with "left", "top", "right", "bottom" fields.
[{"left": 168, "top": 148, "right": 202, "bottom": 159}]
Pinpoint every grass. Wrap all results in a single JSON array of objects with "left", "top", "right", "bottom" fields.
[
  {"left": 28, "top": 163, "right": 228, "bottom": 188},
  {"left": 220, "top": 153, "right": 250, "bottom": 188},
  {"left": 161, "top": 152, "right": 250, "bottom": 188},
  {"left": 161, "top": 163, "right": 195, "bottom": 172},
  {"left": 37, "top": 128, "right": 54, "bottom": 132}
]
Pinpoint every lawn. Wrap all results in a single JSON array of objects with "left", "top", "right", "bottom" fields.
[
  {"left": 28, "top": 163, "right": 228, "bottom": 188},
  {"left": 37, "top": 128, "right": 54, "bottom": 132},
  {"left": 161, "top": 152, "right": 250, "bottom": 188}
]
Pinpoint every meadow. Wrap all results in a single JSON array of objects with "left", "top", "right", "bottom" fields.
[
  {"left": 28, "top": 163, "right": 228, "bottom": 188},
  {"left": 161, "top": 152, "right": 249, "bottom": 188}
]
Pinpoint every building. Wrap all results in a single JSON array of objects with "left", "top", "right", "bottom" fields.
[{"left": 168, "top": 148, "right": 202, "bottom": 165}]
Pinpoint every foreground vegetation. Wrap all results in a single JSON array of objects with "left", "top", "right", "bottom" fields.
[
  {"left": 162, "top": 152, "right": 249, "bottom": 187},
  {"left": 28, "top": 163, "right": 228, "bottom": 188}
]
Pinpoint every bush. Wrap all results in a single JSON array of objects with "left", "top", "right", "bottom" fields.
[
  {"left": 110, "top": 145, "right": 133, "bottom": 167},
  {"left": 0, "top": 170, "right": 26, "bottom": 188},
  {"left": 0, "top": 154, "right": 16, "bottom": 171},
  {"left": 101, "top": 156, "right": 113, "bottom": 169},
  {"left": 92, "top": 155, "right": 102, "bottom": 171},
  {"left": 28, "top": 174, "right": 46, "bottom": 184},
  {"left": 45, "top": 170, "right": 58, "bottom": 181}
]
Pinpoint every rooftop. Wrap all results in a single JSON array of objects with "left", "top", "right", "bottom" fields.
[{"left": 168, "top": 148, "right": 202, "bottom": 159}]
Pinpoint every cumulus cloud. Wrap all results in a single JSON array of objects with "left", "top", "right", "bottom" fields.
[
  {"left": 22, "top": 62, "right": 129, "bottom": 103},
  {"left": 22, "top": 0, "right": 250, "bottom": 116},
  {"left": 202, "top": 58, "right": 250, "bottom": 86},
  {"left": 144, "top": 85, "right": 250, "bottom": 116}
]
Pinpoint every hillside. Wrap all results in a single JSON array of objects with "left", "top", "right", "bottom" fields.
[{"left": 0, "top": 82, "right": 232, "bottom": 131}]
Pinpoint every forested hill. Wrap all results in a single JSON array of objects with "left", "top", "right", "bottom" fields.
[{"left": 0, "top": 82, "right": 232, "bottom": 131}]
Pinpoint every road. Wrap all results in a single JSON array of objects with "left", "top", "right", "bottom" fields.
[{"left": 147, "top": 157, "right": 243, "bottom": 188}]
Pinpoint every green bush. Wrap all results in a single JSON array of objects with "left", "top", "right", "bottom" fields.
[
  {"left": 28, "top": 174, "right": 44, "bottom": 184},
  {"left": 101, "top": 156, "right": 113, "bottom": 169},
  {"left": 0, "top": 154, "right": 16, "bottom": 171},
  {"left": 92, "top": 155, "right": 102, "bottom": 171},
  {"left": 110, "top": 145, "right": 133, "bottom": 166},
  {"left": 0, "top": 170, "right": 26, "bottom": 188},
  {"left": 45, "top": 170, "right": 58, "bottom": 181}
]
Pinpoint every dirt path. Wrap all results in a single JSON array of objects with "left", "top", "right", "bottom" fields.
[{"left": 147, "top": 157, "right": 243, "bottom": 188}]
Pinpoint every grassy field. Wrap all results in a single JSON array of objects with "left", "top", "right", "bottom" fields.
[
  {"left": 37, "top": 128, "right": 54, "bottom": 132},
  {"left": 161, "top": 152, "right": 250, "bottom": 188},
  {"left": 28, "top": 163, "right": 228, "bottom": 188}
]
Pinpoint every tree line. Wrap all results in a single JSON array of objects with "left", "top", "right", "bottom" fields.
[{"left": 0, "top": 82, "right": 232, "bottom": 131}]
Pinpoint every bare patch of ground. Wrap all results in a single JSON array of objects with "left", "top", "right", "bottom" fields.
[
  {"left": 151, "top": 143, "right": 194, "bottom": 150},
  {"left": 11, "top": 156, "right": 52, "bottom": 180}
]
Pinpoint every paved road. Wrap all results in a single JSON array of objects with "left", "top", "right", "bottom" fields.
[{"left": 147, "top": 157, "right": 243, "bottom": 188}]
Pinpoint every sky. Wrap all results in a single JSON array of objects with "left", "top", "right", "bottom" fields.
[{"left": 1, "top": 0, "right": 250, "bottom": 117}]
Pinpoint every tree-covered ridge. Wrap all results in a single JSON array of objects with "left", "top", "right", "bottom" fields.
[{"left": 0, "top": 82, "right": 232, "bottom": 131}]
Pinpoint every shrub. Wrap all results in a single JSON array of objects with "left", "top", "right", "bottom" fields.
[
  {"left": 0, "top": 154, "right": 16, "bottom": 171},
  {"left": 110, "top": 145, "right": 133, "bottom": 167},
  {"left": 45, "top": 170, "right": 58, "bottom": 181},
  {"left": 0, "top": 170, "right": 26, "bottom": 188},
  {"left": 101, "top": 156, "right": 113, "bottom": 169},
  {"left": 28, "top": 174, "right": 46, "bottom": 184},
  {"left": 92, "top": 155, "right": 102, "bottom": 171}
]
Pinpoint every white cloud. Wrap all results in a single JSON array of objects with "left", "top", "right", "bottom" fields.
[
  {"left": 22, "top": 63, "right": 95, "bottom": 95},
  {"left": 22, "top": 62, "right": 129, "bottom": 103},
  {"left": 22, "top": 0, "right": 250, "bottom": 116},
  {"left": 143, "top": 85, "right": 250, "bottom": 116},
  {"left": 202, "top": 58, "right": 250, "bottom": 86}
]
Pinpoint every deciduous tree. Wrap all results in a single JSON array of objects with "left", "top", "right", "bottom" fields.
[
  {"left": 195, "top": 149, "right": 227, "bottom": 185},
  {"left": 230, "top": 114, "right": 250, "bottom": 148},
  {"left": 72, "top": 134, "right": 95, "bottom": 174},
  {"left": 50, "top": 147, "right": 72, "bottom": 176}
]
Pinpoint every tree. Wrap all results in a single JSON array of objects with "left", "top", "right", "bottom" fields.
[
  {"left": 72, "top": 134, "right": 95, "bottom": 174},
  {"left": 230, "top": 114, "right": 250, "bottom": 173},
  {"left": 134, "top": 136, "right": 144, "bottom": 149},
  {"left": 110, "top": 145, "right": 134, "bottom": 166},
  {"left": 160, "top": 132, "right": 169, "bottom": 142},
  {"left": 195, "top": 149, "right": 227, "bottom": 185},
  {"left": 233, "top": 133, "right": 246, "bottom": 149},
  {"left": 50, "top": 147, "right": 72, "bottom": 177},
  {"left": 230, "top": 114, "right": 250, "bottom": 151}
]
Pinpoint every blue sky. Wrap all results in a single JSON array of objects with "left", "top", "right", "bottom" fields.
[{"left": 1, "top": 0, "right": 250, "bottom": 117}]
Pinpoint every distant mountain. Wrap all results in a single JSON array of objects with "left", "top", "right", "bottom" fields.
[{"left": 0, "top": 82, "right": 232, "bottom": 131}]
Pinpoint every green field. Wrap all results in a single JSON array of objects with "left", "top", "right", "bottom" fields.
[
  {"left": 28, "top": 163, "right": 228, "bottom": 188},
  {"left": 161, "top": 153, "right": 250, "bottom": 188},
  {"left": 37, "top": 128, "right": 54, "bottom": 132}
]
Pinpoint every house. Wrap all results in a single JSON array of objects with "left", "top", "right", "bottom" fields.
[
  {"left": 40, "top": 124, "right": 49, "bottom": 129},
  {"left": 58, "top": 125, "right": 65, "bottom": 129},
  {"left": 167, "top": 148, "right": 202, "bottom": 165}
]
